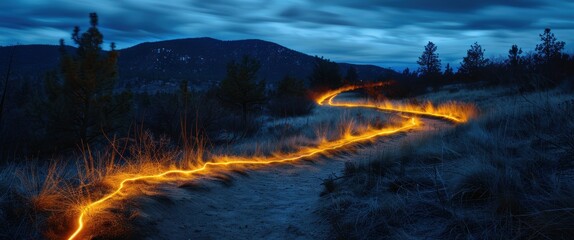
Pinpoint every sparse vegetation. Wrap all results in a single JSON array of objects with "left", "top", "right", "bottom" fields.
[
  {"left": 0, "top": 46, "right": 14, "bottom": 128},
  {"left": 41, "top": 13, "right": 131, "bottom": 151},
  {"left": 320, "top": 87, "right": 574, "bottom": 239},
  {"left": 458, "top": 42, "right": 489, "bottom": 82},
  {"left": 217, "top": 55, "right": 266, "bottom": 129},
  {"left": 268, "top": 75, "right": 315, "bottom": 117},
  {"left": 310, "top": 56, "right": 343, "bottom": 90},
  {"left": 417, "top": 41, "right": 442, "bottom": 85},
  {"left": 345, "top": 66, "right": 359, "bottom": 84}
]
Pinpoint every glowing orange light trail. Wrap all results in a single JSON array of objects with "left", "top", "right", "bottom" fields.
[
  {"left": 326, "top": 95, "right": 464, "bottom": 123},
  {"left": 316, "top": 84, "right": 471, "bottom": 123},
  {"left": 67, "top": 83, "right": 471, "bottom": 239}
]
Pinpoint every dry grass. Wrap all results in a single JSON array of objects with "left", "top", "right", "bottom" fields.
[
  {"left": 320, "top": 86, "right": 574, "bottom": 239},
  {"left": 0, "top": 103, "right": 402, "bottom": 239},
  {"left": 224, "top": 106, "right": 398, "bottom": 156},
  {"left": 0, "top": 129, "right": 203, "bottom": 239}
]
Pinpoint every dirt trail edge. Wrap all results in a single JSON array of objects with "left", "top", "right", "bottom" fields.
[{"left": 138, "top": 119, "right": 448, "bottom": 240}]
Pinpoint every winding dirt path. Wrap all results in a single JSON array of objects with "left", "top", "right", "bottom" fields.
[
  {"left": 140, "top": 119, "right": 448, "bottom": 240},
  {"left": 66, "top": 83, "right": 472, "bottom": 239}
]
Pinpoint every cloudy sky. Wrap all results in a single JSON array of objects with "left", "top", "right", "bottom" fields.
[{"left": 1, "top": 0, "right": 573, "bottom": 70}]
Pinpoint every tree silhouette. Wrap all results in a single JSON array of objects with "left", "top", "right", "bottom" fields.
[
  {"left": 277, "top": 74, "right": 305, "bottom": 97},
  {"left": 0, "top": 46, "right": 14, "bottom": 128},
  {"left": 218, "top": 55, "right": 266, "bottom": 125},
  {"left": 443, "top": 63, "right": 454, "bottom": 82},
  {"left": 43, "top": 12, "right": 130, "bottom": 148},
  {"left": 535, "top": 28, "right": 565, "bottom": 63},
  {"left": 417, "top": 41, "right": 441, "bottom": 79},
  {"left": 459, "top": 42, "right": 489, "bottom": 81},
  {"left": 345, "top": 66, "right": 359, "bottom": 84},
  {"left": 402, "top": 68, "right": 415, "bottom": 78},
  {"left": 268, "top": 75, "right": 314, "bottom": 117},
  {"left": 309, "top": 56, "right": 342, "bottom": 90},
  {"left": 507, "top": 44, "right": 523, "bottom": 68}
]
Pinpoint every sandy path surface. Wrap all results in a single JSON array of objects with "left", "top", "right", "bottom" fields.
[{"left": 133, "top": 119, "right": 449, "bottom": 240}]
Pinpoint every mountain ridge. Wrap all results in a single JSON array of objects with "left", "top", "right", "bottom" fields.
[{"left": 0, "top": 37, "right": 397, "bottom": 92}]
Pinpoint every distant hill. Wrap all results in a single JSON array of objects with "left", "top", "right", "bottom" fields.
[
  {"left": 0, "top": 38, "right": 397, "bottom": 92},
  {"left": 0, "top": 45, "right": 73, "bottom": 80}
]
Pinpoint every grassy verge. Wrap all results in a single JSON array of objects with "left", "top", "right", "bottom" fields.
[
  {"left": 0, "top": 103, "right": 397, "bottom": 239},
  {"left": 0, "top": 133, "right": 188, "bottom": 239},
  {"left": 320, "top": 87, "right": 574, "bottom": 239}
]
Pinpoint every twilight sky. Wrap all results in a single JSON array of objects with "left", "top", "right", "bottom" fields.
[{"left": 1, "top": 0, "right": 573, "bottom": 70}]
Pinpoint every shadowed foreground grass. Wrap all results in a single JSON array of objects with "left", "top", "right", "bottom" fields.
[
  {"left": 0, "top": 103, "right": 398, "bottom": 239},
  {"left": 320, "top": 88, "right": 574, "bottom": 239}
]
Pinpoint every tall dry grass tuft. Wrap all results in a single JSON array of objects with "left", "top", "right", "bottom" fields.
[
  {"left": 0, "top": 159, "right": 76, "bottom": 239},
  {"left": 62, "top": 127, "right": 211, "bottom": 239},
  {"left": 0, "top": 121, "right": 212, "bottom": 239}
]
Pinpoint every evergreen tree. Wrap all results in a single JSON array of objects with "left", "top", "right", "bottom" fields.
[
  {"left": 0, "top": 46, "right": 14, "bottom": 128},
  {"left": 309, "top": 56, "right": 342, "bottom": 89},
  {"left": 43, "top": 13, "right": 130, "bottom": 148},
  {"left": 268, "top": 75, "right": 314, "bottom": 117},
  {"left": 402, "top": 68, "right": 412, "bottom": 77},
  {"left": 443, "top": 63, "right": 454, "bottom": 82},
  {"left": 179, "top": 79, "right": 190, "bottom": 109},
  {"left": 502, "top": 44, "right": 528, "bottom": 85},
  {"left": 277, "top": 75, "right": 305, "bottom": 97},
  {"left": 535, "top": 28, "right": 565, "bottom": 63},
  {"left": 417, "top": 41, "right": 442, "bottom": 78},
  {"left": 218, "top": 55, "right": 266, "bottom": 125},
  {"left": 345, "top": 66, "right": 359, "bottom": 84},
  {"left": 535, "top": 28, "right": 568, "bottom": 83},
  {"left": 507, "top": 44, "right": 523, "bottom": 67},
  {"left": 459, "top": 42, "right": 489, "bottom": 81}
]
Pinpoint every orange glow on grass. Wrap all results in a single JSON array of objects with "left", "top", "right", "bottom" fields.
[
  {"left": 67, "top": 83, "right": 473, "bottom": 239},
  {"left": 316, "top": 84, "right": 476, "bottom": 123},
  {"left": 314, "top": 81, "right": 389, "bottom": 106}
]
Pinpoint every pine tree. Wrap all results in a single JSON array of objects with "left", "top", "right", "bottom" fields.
[
  {"left": 459, "top": 42, "right": 489, "bottom": 81},
  {"left": 179, "top": 79, "right": 190, "bottom": 109},
  {"left": 309, "top": 56, "right": 342, "bottom": 90},
  {"left": 345, "top": 66, "right": 359, "bottom": 83},
  {"left": 277, "top": 75, "right": 305, "bottom": 97},
  {"left": 0, "top": 46, "right": 14, "bottom": 128},
  {"left": 417, "top": 41, "right": 441, "bottom": 77},
  {"left": 443, "top": 63, "right": 454, "bottom": 82},
  {"left": 268, "top": 75, "right": 314, "bottom": 117},
  {"left": 402, "top": 68, "right": 412, "bottom": 77},
  {"left": 218, "top": 55, "right": 266, "bottom": 125},
  {"left": 535, "top": 28, "right": 565, "bottom": 63},
  {"left": 43, "top": 13, "right": 130, "bottom": 148},
  {"left": 507, "top": 44, "right": 523, "bottom": 67}
]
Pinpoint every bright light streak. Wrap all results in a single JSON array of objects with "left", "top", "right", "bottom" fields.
[
  {"left": 316, "top": 84, "right": 474, "bottom": 123},
  {"left": 66, "top": 83, "right": 473, "bottom": 239}
]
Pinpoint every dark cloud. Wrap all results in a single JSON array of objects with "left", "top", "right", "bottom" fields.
[
  {"left": 340, "top": 0, "right": 547, "bottom": 12},
  {"left": 464, "top": 18, "right": 534, "bottom": 30},
  {"left": 279, "top": 6, "right": 352, "bottom": 26},
  {"left": 0, "top": 0, "right": 573, "bottom": 69}
]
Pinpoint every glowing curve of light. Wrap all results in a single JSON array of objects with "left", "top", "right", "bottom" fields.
[{"left": 67, "top": 83, "right": 469, "bottom": 239}]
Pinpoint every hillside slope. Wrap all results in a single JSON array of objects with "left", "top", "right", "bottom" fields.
[{"left": 0, "top": 38, "right": 396, "bottom": 92}]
